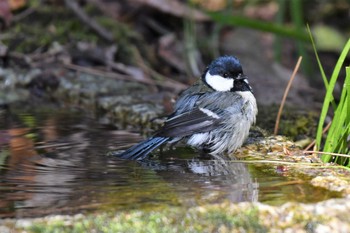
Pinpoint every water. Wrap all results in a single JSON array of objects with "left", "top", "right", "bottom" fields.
[{"left": 0, "top": 105, "right": 341, "bottom": 218}]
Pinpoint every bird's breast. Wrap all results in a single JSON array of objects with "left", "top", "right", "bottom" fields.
[{"left": 236, "top": 91, "right": 257, "bottom": 123}]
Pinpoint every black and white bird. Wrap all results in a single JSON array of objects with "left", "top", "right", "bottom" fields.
[{"left": 117, "top": 55, "right": 258, "bottom": 160}]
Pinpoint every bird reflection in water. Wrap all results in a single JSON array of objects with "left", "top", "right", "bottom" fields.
[{"left": 136, "top": 150, "right": 259, "bottom": 204}]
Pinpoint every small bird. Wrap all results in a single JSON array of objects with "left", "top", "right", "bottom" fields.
[{"left": 117, "top": 55, "right": 258, "bottom": 160}]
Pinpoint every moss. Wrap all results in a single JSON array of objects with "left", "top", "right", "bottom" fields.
[
  {"left": 4, "top": 3, "right": 146, "bottom": 65},
  {"left": 5, "top": 10, "right": 100, "bottom": 54},
  {"left": 200, "top": 207, "right": 267, "bottom": 232},
  {"left": 25, "top": 206, "right": 266, "bottom": 233},
  {"left": 21, "top": 200, "right": 350, "bottom": 233},
  {"left": 3, "top": 198, "right": 348, "bottom": 232},
  {"left": 279, "top": 113, "right": 317, "bottom": 140},
  {"left": 256, "top": 105, "right": 318, "bottom": 140},
  {"left": 29, "top": 220, "right": 66, "bottom": 233}
]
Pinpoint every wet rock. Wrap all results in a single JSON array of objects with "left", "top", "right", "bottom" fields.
[
  {"left": 311, "top": 176, "right": 350, "bottom": 195},
  {"left": 97, "top": 95, "right": 164, "bottom": 132},
  {"left": 26, "top": 71, "right": 60, "bottom": 97},
  {"left": 0, "top": 89, "right": 30, "bottom": 105},
  {"left": 0, "top": 68, "right": 42, "bottom": 88},
  {"left": 0, "top": 67, "right": 165, "bottom": 131},
  {"left": 236, "top": 135, "right": 350, "bottom": 199},
  {"left": 0, "top": 69, "right": 31, "bottom": 104},
  {"left": 52, "top": 69, "right": 164, "bottom": 131}
]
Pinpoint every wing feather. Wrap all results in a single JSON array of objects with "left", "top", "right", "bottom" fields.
[
  {"left": 157, "top": 88, "right": 244, "bottom": 138},
  {"left": 156, "top": 108, "right": 222, "bottom": 138}
]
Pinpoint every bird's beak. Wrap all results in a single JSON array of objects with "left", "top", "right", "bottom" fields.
[{"left": 236, "top": 73, "right": 247, "bottom": 80}]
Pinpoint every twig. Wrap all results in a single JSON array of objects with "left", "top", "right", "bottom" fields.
[
  {"left": 303, "top": 120, "right": 332, "bottom": 151},
  {"left": 64, "top": 0, "right": 114, "bottom": 42},
  {"left": 274, "top": 56, "right": 303, "bottom": 135},
  {"left": 12, "top": 0, "right": 45, "bottom": 22},
  {"left": 304, "top": 150, "right": 350, "bottom": 158},
  {"left": 63, "top": 63, "right": 151, "bottom": 84},
  {"left": 130, "top": 0, "right": 209, "bottom": 22},
  {"left": 132, "top": 46, "right": 188, "bottom": 91},
  {"left": 63, "top": 63, "right": 186, "bottom": 91}
]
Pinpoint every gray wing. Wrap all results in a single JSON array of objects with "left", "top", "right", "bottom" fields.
[
  {"left": 156, "top": 92, "right": 244, "bottom": 138},
  {"left": 155, "top": 107, "right": 223, "bottom": 138}
]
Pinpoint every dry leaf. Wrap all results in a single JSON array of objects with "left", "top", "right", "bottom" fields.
[
  {"left": 130, "top": 0, "right": 209, "bottom": 21},
  {"left": 9, "top": 0, "right": 27, "bottom": 10}
]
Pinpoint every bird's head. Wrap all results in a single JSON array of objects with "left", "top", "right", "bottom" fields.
[{"left": 202, "top": 55, "right": 252, "bottom": 92}]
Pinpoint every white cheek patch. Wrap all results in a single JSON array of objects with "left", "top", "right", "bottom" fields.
[{"left": 205, "top": 72, "right": 234, "bottom": 92}]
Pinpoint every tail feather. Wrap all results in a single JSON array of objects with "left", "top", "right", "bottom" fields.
[{"left": 117, "top": 137, "right": 169, "bottom": 160}]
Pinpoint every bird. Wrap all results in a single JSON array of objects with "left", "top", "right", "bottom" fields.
[{"left": 116, "top": 55, "right": 258, "bottom": 160}]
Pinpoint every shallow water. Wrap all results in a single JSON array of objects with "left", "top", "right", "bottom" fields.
[{"left": 0, "top": 105, "right": 341, "bottom": 218}]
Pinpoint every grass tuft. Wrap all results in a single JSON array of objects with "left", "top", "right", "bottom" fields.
[{"left": 308, "top": 26, "right": 350, "bottom": 167}]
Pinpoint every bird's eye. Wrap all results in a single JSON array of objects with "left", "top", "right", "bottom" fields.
[{"left": 223, "top": 73, "right": 228, "bottom": 78}]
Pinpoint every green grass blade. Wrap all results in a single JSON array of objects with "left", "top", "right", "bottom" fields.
[
  {"left": 324, "top": 98, "right": 347, "bottom": 154},
  {"left": 346, "top": 67, "right": 350, "bottom": 119},
  {"left": 324, "top": 70, "right": 349, "bottom": 153},
  {"left": 321, "top": 66, "right": 350, "bottom": 164},
  {"left": 333, "top": 122, "right": 350, "bottom": 165},
  {"left": 207, "top": 12, "right": 309, "bottom": 41},
  {"left": 306, "top": 25, "right": 332, "bottom": 92},
  {"left": 316, "top": 38, "right": 350, "bottom": 151}
]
